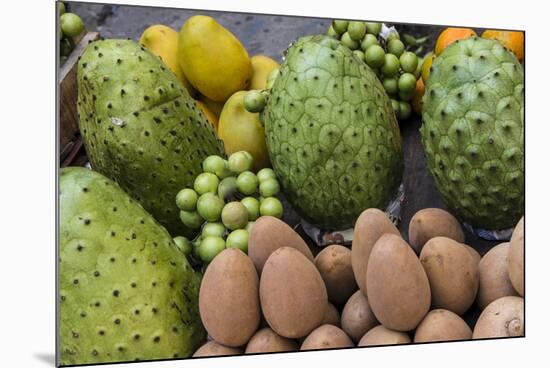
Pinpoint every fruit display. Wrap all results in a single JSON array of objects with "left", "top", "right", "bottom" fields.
[
  {"left": 58, "top": 2, "right": 85, "bottom": 65},
  {"left": 191, "top": 209, "right": 524, "bottom": 357},
  {"left": 326, "top": 20, "right": 428, "bottom": 121},
  {"left": 256, "top": 35, "right": 403, "bottom": 229},
  {"left": 421, "top": 37, "right": 524, "bottom": 230},
  {"left": 175, "top": 151, "right": 284, "bottom": 264},
  {"left": 77, "top": 39, "right": 224, "bottom": 237},
  {"left": 59, "top": 6, "right": 526, "bottom": 366}
]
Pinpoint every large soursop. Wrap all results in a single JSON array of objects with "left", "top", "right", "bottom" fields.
[
  {"left": 421, "top": 37, "right": 524, "bottom": 229},
  {"left": 59, "top": 167, "right": 205, "bottom": 365},
  {"left": 263, "top": 35, "right": 403, "bottom": 229},
  {"left": 77, "top": 39, "right": 224, "bottom": 236}
]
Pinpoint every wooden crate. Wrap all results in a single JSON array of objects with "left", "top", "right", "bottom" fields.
[{"left": 59, "top": 31, "right": 100, "bottom": 167}]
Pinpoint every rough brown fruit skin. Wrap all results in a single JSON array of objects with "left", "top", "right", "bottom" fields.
[
  {"left": 245, "top": 328, "right": 298, "bottom": 354},
  {"left": 414, "top": 309, "right": 472, "bottom": 342},
  {"left": 358, "top": 325, "right": 411, "bottom": 346},
  {"left": 315, "top": 245, "right": 358, "bottom": 305},
  {"left": 408, "top": 208, "right": 465, "bottom": 253},
  {"left": 352, "top": 208, "right": 401, "bottom": 295},
  {"left": 341, "top": 290, "right": 379, "bottom": 343},
  {"left": 322, "top": 302, "right": 341, "bottom": 327},
  {"left": 463, "top": 243, "right": 481, "bottom": 264},
  {"left": 249, "top": 216, "right": 313, "bottom": 274},
  {"left": 265, "top": 35, "right": 403, "bottom": 229},
  {"left": 300, "top": 325, "right": 354, "bottom": 350},
  {"left": 477, "top": 242, "right": 519, "bottom": 310},
  {"left": 508, "top": 217, "right": 524, "bottom": 296},
  {"left": 419, "top": 237, "right": 479, "bottom": 315},
  {"left": 366, "top": 234, "right": 431, "bottom": 331},
  {"left": 192, "top": 341, "right": 242, "bottom": 357},
  {"left": 199, "top": 248, "right": 260, "bottom": 347},
  {"left": 260, "top": 247, "right": 328, "bottom": 338},
  {"left": 473, "top": 296, "right": 524, "bottom": 338}
]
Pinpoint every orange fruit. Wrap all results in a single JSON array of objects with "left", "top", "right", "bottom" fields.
[
  {"left": 411, "top": 78, "right": 425, "bottom": 116},
  {"left": 435, "top": 27, "right": 476, "bottom": 55},
  {"left": 196, "top": 100, "right": 219, "bottom": 133},
  {"left": 421, "top": 52, "right": 434, "bottom": 84},
  {"left": 481, "top": 30, "right": 524, "bottom": 62}
]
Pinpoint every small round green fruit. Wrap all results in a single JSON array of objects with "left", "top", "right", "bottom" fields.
[
  {"left": 196, "top": 193, "right": 225, "bottom": 222},
  {"left": 226, "top": 229, "right": 249, "bottom": 253},
  {"left": 221, "top": 201, "right": 249, "bottom": 230},
  {"left": 176, "top": 188, "right": 199, "bottom": 211},
  {"left": 60, "top": 13, "right": 85, "bottom": 37},
  {"left": 236, "top": 171, "right": 259, "bottom": 195},
  {"left": 199, "top": 237, "right": 226, "bottom": 263},
  {"left": 260, "top": 197, "right": 284, "bottom": 218}
]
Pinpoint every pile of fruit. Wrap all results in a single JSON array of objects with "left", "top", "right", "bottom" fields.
[
  {"left": 326, "top": 20, "right": 425, "bottom": 121},
  {"left": 58, "top": 8, "right": 525, "bottom": 366},
  {"left": 174, "top": 151, "right": 284, "bottom": 264},
  {"left": 191, "top": 208, "right": 524, "bottom": 356},
  {"left": 58, "top": 2, "right": 85, "bottom": 65}
]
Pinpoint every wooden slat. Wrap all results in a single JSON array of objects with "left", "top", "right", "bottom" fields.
[{"left": 59, "top": 31, "right": 99, "bottom": 164}]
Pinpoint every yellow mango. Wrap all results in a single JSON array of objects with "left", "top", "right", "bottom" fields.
[
  {"left": 178, "top": 15, "right": 252, "bottom": 102},
  {"left": 249, "top": 55, "right": 280, "bottom": 90},
  {"left": 139, "top": 24, "right": 196, "bottom": 96},
  {"left": 218, "top": 91, "right": 270, "bottom": 170},
  {"left": 198, "top": 94, "right": 225, "bottom": 118},
  {"left": 196, "top": 100, "right": 219, "bottom": 133}
]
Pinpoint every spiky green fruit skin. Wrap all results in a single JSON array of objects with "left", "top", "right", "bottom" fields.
[
  {"left": 264, "top": 35, "right": 403, "bottom": 229},
  {"left": 77, "top": 39, "right": 224, "bottom": 236},
  {"left": 421, "top": 37, "right": 524, "bottom": 229},
  {"left": 59, "top": 167, "right": 205, "bottom": 365}
]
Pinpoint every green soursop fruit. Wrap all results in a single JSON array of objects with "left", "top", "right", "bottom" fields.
[
  {"left": 421, "top": 37, "right": 524, "bottom": 229},
  {"left": 59, "top": 167, "right": 205, "bottom": 365},
  {"left": 264, "top": 35, "right": 403, "bottom": 229},
  {"left": 77, "top": 39, "right": 224, "bottom": 236}
]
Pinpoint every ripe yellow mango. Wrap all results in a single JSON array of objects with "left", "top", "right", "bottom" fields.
[
  {"left": 218, "top": 91, "right": 269, "bottom": 170},
  {"left": 198, "top": 94, "right": 225, "bottom": 118},
  {"left": 196, "top": 100, "right": 219, "bottom": 133},
  {"left": 249, "top": 55, "right": 280, "bottom": 90},
  {"left": 139, "top": 24, "right": 196, "bottom": 96},
  {"left": 178, "top": 15, "right": 252, "bottom": 102}
]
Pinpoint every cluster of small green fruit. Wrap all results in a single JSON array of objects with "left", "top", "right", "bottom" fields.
[
  {"left": 327, "top": 20, "right": 421, "bottom": 120},
  {"left": 174, "top": 151, "right": 283, "bottom": 264},
  {"left": 59, "top": 2, "right": 85, "bottom": 65}
]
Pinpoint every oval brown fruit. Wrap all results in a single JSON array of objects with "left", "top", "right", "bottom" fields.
[
  {"left": 245, "top": 327, "right": 298, "bottom": 354},
  {"left": 352, "top": 208, "right": 401, "bottom": 295},
  {"left": 260, "top": 247, "right": 327, "bottom": 338},
  {"left": 463, "top": 243, "right": 481, "bottom": 265},
  {"left": 358, "top": 325, "right": 411, "bottom": 346},
  {"left": 473, "top": 296, "right": 524, "bottom": 339},
  {"left": 508, "top": 217, "right": 524, "bottom": 296},
  {"left": 341, "top": 290, "right": 379, "bottom": 342},
  {"left": 419, "top": 237, "right": 479, "bottom": 315},
  {"left": 199, "top": 248, "right": 260, "bottom": 346},
  {"left": 315, "top": 244, "right": 358, "bottom": 305},
  {"left": 414, "top": 309, "right": 472, "bottom": 342},
  {"left": 477, "top": 242, "right": 518, "bottom": 310},
  {"left": 408, "top": 208, "right": 465, "bottom": 253},
  {"left": 300, "top": 324, "right": 354, "bottom": 350},
  {"left": 249, "top": 216, "right": 313, "bottom": 274},
  {"left": 322, "top": 302, "right": 341, "bottom": 327},
  {"left": 193, "top": 341, "right": 242, "bottom": 357},
  {"left": 366, "top": 234, "right": 431, "bottom": 331}
]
